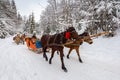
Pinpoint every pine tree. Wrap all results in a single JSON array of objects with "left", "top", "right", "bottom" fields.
[
  {"left": 17, "top": 12, "right": 22, "bottom": 21},
  {"left": 0, "top": 0, "right": 11, "bottom": 8},
  {"left": 17, "top": 12, "right": 22, "bottom": 23},
  {"left": 11, "top": 0, "right": 17, "bottom": 14},
  {"left": 26, "top": 13, "right": 35, "bottom": 34}
]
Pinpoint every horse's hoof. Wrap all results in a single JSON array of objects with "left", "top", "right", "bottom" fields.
[
  {"left": 46, "top": 58, "right": 48, "bottom": 61},
  {"left": 44, "top": 57, "right": 48, "bottom": 61},
  {"left": 49, "top": 60, "right": 52, "bottom": 64},
  {"left": 43, "top": 54, "right": 48, "bottom": 61},
  {"left": 62, "top": 67, "right": 68, "bottom": 72},
  {"left": 63, "top": 68, "right": 68, "bottom": 72},
  {"left": 67, "top": 55, "right": 69, "bottom": 59},
  {"left": 79, "top": 59, "right": 83, "bottom": 63}
]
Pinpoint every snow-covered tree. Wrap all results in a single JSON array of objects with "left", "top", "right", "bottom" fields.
[
  {"left": 30, "top": 12, "right": 36, "bottom": 34},
  {"left": 17, "top": 12, "right": 24, "bottom": 25},
  {"left": 24, "top": 12, "right": 36, "bottom": 34},
  {"left": 0, "top": 0, "right": 24, "bottom": 38},
  {"left": 11, "top": 0, "right": 17, "bottom": 13},
  {"left": 39, "top": 0, "right": 120, "bottom": 36}
]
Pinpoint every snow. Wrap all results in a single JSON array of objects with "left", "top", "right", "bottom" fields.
[{"left": 0, "top": 34, "right": 120, "bottom": 80}]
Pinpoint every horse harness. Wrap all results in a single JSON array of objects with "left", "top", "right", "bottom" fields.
[
  {"left": 46, "top": 28, "right": 77, "bottom": 47},
  {"left": 46, "top": 33, "right": 65, "bottom": 47}
]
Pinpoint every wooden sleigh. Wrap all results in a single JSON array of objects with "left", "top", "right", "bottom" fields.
[{"left": 25, "top": 37, "right": 50, "bottom": 53}]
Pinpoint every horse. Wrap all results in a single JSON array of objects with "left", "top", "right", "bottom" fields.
[
  {"left": 20, "top": 33, "right": 26, "bottom": 44},
  {"left": 41, "top": 27, "right": 79, "bottom": 72},
  {"left": 13, "top": 34, "right": 21, "bottom": 45},
  {"left": 64, "top": 32, "right": 93, "bottom": 63}
]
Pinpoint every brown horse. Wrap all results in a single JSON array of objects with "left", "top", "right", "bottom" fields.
[
  {"left": 13, "top": 34, "right": 21, "bottom": 45},
  {"left": 41, "top": 27, "right": 79, "bottom": 72},
  {"left": 20, "top": 33, "right": 26, "bottom": 44},
  {"left": 64, "top": 32, "right": 93, "bottom": 62}
]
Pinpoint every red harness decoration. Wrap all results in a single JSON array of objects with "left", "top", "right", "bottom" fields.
[{"left": 65, "top": 32, "right": 70, "bottom": 39}]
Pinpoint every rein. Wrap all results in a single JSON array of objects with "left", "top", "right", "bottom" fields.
[
  {"left": 90, "top": 31, "right": 111, "bottom": 38},
  {"left": 63, "top": 31, "right": 110, "bottom": 46},
  {"left": 77, "top": 31, "right": 111, "bottom": 40}
]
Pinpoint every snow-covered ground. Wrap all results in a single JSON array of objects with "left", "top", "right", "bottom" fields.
[{"left": 0, "top": 34, "right": 120, "bottom": 80}]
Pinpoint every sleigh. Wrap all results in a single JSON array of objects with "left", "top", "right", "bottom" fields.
[{"left": 25, "top": 37, "right": 50, "bottom": 53}]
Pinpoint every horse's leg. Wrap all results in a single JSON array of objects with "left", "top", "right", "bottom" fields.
[
  {"left": 67, "top": 48, "right": 73, "bottom": 59},
  {"left": 22, "top": 40, "right": 24, "bottom": 44},
  {"left": 23, "top": 40, "right": 24, "bottom": 44},
  {"left": 60, "top": 48, "right": 67, "bottom": 72},
  {"left": 43, "top": 47, "right": 48, "bottom": 61},
  {"left": 57, "top": 50, "right": 65, "bottom": 57},
  {"left": 49, "top": 49, "right": 55, "bottom": 64},
  {"left": 76, "top": 48, "right": 83, "bottom": 63}
]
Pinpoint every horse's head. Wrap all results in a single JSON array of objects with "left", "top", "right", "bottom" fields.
[
  {"left": 79, "top": 32, "right": 93, "bottom": 44},
  {"left": 13, "top": 36, "right": 16, "bottom": 40},
  {"left": 21, "top": 33, "right": 26, "bottom": 39},
  {"left": 66, "top": 27, "right": 79, "bottom": 39}
]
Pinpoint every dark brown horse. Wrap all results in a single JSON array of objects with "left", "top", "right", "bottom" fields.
[
  {"left": 41, "top": 27, "right": 79, "bottom": 72},
  {"left": 64, "top": 32, "right": 93, "bottom": 62}
]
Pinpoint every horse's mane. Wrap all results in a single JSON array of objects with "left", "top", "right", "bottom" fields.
[{"left": 66, "top": 27, "right": 75, "bottom": 32}]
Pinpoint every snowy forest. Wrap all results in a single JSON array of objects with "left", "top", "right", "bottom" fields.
[
  {"left": 40, "top": 0, "right": 120, "bottom": 36},
  {"left": 0, "top": 0, "right": 120, "bottom": 38}
]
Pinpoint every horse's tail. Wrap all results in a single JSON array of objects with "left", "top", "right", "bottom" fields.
[{"left": 41, "top": 35, "right": 48, "bottom": 47}]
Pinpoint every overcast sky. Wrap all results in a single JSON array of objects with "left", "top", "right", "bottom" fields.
[{"left": 14, "top": 0, "right": 48, "bottom": 21}]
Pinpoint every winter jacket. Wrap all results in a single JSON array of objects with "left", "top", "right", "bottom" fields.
[
  {"left": 36, "top": 40, "right": 42, "bottom": 48},
  {"left": 25, "top": 38, "right": 30, "bottom": 47},
  {"left": 29, "top": 42, "right": 37, "bottom": 51},
  {"left": 25, "top": 37, "right": 37, "bottom": 51}
]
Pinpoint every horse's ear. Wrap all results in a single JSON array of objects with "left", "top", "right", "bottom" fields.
[
  {"left": 82, "top": 32, "right": 89, "bottom": 36},
  {"left": 67, "top": 27, "right": 75, "bottom": 32}
]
